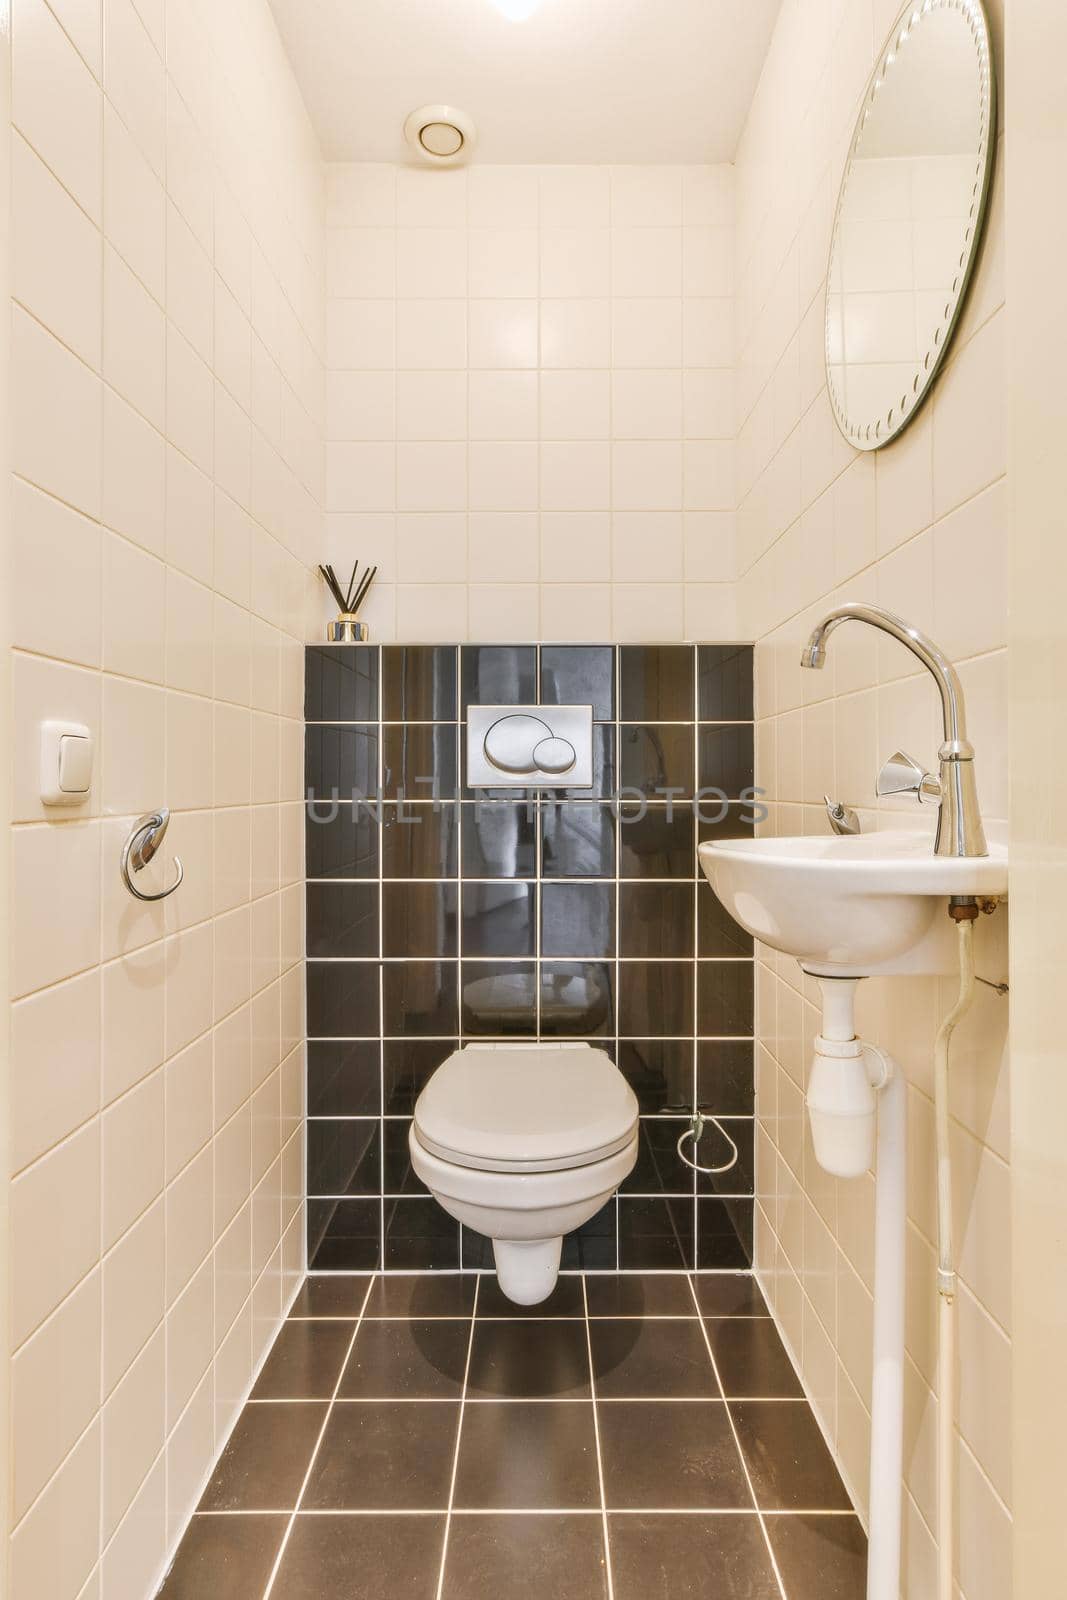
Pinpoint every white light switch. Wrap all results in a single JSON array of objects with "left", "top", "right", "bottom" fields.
[{"left": 41, "top": 721, "right": 94, "bottom": 806}]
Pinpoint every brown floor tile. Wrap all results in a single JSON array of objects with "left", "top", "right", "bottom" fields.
[
  {"left": 476, "top": 1275, "right": 585, "bottom": 1318},
  {"left": 453, "top": 1401, "right": 600, "bottom": 1509},
  {"left": 251, "top": 1320, "right": 354, "bottom": 1399},
  {"left": 598, "top": 1401, "right": 750, "bottom": 1510},
  {"left": 765, "top": 1513, "right": 867, "bottom": 1598},
  {"left": 272, "top": 1513, "right": 445, "bottom": 1599},
  {"left": 442, "top": 1514, "right": 609, "bottom": 1599},
  {"left": 363, "top": 1274, "right": 477, "bottom": 1318},
  {"left": 338, "top": 1318, "right": 470, "bottom": 1398},
  {"left": 199, "top": 1403, "right": 327, "bottom": 1511},
  {"left": 586, "top": 1274, "right": 697, "bottom": 1317},
  {"left": 690, "top": 1274, "right": 769, "bottom": 1317},
  {"left": 157, "top": 1514, "right": 287, "bottom": 1598},
  {"left": 302, "top": 1402, "right": 460, "bottom": 1510},
  {"left": 609, "top": 1513, "right": 780, "bottom": 1599},
  {"left": 466, "top": 1319, "right": 591, "bottom": 1399},
  {"left": 590, "top": 1319, "right": 719, "bottom": 1399},
  {"left": 288, "top": 1275, "right": 371, "bottom": 1317},
  {"left": 705, "top": 1318, "right": 802, "bottom": 1398},
  {"left": 730, "top": 1403, "right": 854, "bottom": 1510}
]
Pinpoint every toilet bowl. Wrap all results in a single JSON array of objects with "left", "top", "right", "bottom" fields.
[{"left": 409, "top": 1042, "right": 639, "bottom": 1305}]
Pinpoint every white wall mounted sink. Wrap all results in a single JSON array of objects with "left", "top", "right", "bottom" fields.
[{"left": 698, "top": 831, "right": 1008, "bottom": 977}]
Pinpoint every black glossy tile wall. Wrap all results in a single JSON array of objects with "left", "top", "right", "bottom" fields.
[{"left": 305, "top": 642, "right": 756, "bottom": 1275}]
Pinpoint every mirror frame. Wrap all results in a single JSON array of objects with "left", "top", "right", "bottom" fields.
[{"left": 825, "top": 0, "right": 997, "bottom": 451}]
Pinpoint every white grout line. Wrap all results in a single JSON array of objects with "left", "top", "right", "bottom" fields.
[
  {"left": 687, "top": 1273, "right": 790, "bottom": 1600},
  {"left": 245, "top": 1394, "right": 812, "bottom": 1406},
  {"left": 199, "top": 1505, "right": 859, "bottom": 1518},
  {"left": 259, "top": 1275, "right": 376, "bottom": 1600},
  {"left": 287, "top": 1311, "right": 769, "bottom": 1322},
  {"left": 311, "top": 1190, "right": 753, "bottom": 1202},
  {"left": 433, "top": 1274, "right": 481, "bottom": 1600},
  {"left": 377, "top": 667, "right": 386, "bottom": 1270},
  {"left": 581, "top": 1276, "right": 616, "bottom": 1600}
]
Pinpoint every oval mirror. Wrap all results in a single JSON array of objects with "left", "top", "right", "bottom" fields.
[{"left": 826, "top": 0, "right": 996, "bottom": 450}]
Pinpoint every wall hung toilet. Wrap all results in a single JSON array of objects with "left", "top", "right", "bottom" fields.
[{"left": 409, "top": 1042, "right": 639, "bottom": 1305}]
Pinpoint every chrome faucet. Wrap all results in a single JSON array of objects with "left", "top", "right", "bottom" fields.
[{"left": 800, "top": 603, "right": 988, "bottom": 859}]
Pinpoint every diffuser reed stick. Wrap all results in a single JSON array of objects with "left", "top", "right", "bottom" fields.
[{"left": 319, "top": 560, "right": 378, "bottom": 642}]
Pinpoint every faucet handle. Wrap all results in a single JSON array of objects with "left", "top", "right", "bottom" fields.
[
  {"left": 824, "top": 795, "right": 860, "bottom": 836},
  {"left": 876, "top": 750, "right": 942, "bottom": 805}
]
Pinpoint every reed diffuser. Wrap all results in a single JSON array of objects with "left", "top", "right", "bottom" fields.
[{"left": 319, "top": 561, "right": 378, "bottom": 641}]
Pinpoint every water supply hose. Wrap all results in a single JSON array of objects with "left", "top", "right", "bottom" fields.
[
  {"left": 934, "top": 908, "right": 977, "bottom": 1600},
  {"left": 677, "top": 1111, "right": 739, "bottom": 1175}
]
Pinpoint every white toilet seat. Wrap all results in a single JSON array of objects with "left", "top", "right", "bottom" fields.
[
  {"left": 410, "top": 1042, "right": 640, "bottom": 1305},
  {"left": 412, "top": 1041, "right": 638, "bottom": 1173}
]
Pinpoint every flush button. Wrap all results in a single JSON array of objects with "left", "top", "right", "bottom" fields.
[
  {"left": 483, "top": 713, "right": 554, "bottom": 774},
  {"left": 468, "top": 705, "right": 593, "bottom": 788},
  {"left": 41, "top": 720, "right": 94, "bottom": 806},
  {"left": 532, "top": 736, "right": 576, "bottom": 774}
]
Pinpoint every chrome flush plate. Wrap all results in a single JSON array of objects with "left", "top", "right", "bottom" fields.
[{"left": 466, "top": 705, "right": 594, "bottom": 788}]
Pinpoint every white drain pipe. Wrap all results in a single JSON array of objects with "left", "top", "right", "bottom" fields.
[
  {"left": 806, "top": 913, "right": 977, "bottom": 1600},
  {"left": 864, "top": 1043, "right": 906, "bottom": 1600},
  {"left": 806, "top": 980, "right": 905, "bottom": 1600},
  {"left": 933, "top": 915, "right": 976, "bottom": 1600}
]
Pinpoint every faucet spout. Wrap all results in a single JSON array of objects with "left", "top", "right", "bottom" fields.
[{"left": 800, "top": 603, "right": 987, "bottom": 859}]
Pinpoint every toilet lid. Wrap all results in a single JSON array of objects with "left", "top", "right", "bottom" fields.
[{"left": 413, "top": 1043, "right": 639, "bottom": 1173}]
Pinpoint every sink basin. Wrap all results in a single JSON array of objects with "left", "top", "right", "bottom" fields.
[{"left": 698, "top": 832, "right": 1008, "bottom": 977}]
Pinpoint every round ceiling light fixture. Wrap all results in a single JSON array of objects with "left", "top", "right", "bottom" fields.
[
  {"left": 492, "top": 0, "right": 543, "bottom": 17},
  {"left": 403, "top": 105, "right": 477, "bottom": 167}
]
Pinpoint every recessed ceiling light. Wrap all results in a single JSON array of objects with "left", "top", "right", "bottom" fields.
[{"left": 493, "top": 0, "right": 543, "bottom": 19}]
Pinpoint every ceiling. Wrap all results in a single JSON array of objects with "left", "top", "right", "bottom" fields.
[{"left": 267, "top": 0, "right": 782, "bottom": 166}]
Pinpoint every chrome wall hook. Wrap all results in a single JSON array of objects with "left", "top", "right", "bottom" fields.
[{"left": 121, "top": 809, "right": 184, "bottom": 902}]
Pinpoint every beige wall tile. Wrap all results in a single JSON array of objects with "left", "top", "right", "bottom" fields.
[
  {"left": 104, "top": 102, "right": 165, "bottom": 301},
  {"left": 12, "top": 131, "right": 102, "bottom": 368},
  {"left": 165, "top": 1375, "right": 212, "bottom": 1554},
  {"left": 12, "top": 1269, "right": 101, "bottom": 1521},
  {"left": 101, "top": 1071, "right": 164, "bottom": 1250},
  {"left": 101, "top": 946, "right": 165, "bottom": 1106},
  {"left": 103, "top": 0, "right": 164, "bottom": 178},
  {"left": 101, "top": 389, "right": 166, "bottom": 558},
  {"left": 12, "top": 1120, "right": 101, "bottom": 1346},
  {"left": 167, "top": 202, "right": 212, "bottom": 365},
  {"left": 932, "top": 309, "right": 1006, "bottom": 520},
  {"left": 733, "top": 4, "right": 1011, "bottom": 1586},
  {"left": 13, "top": 306, "right": 102, "bottom": 517},
  {"left": 10, "top": 1418, "right": 101, "bottom": 1600},
  {"left": 326, "top": 159, "right": 739, "bottom": 639},
  {"left": 104, "top": 244, "right": 165, "bottom": 430},
  {"left": 100, "top": 677, "right": 165, "bottom": 816},
  {"left": 102, "top": 533, "right": 166, "bottom": 683},
  {"left": 101, "top": 1197, "right": 164, "bottom": 1395},
  {"left": 101, "top": 1325, "right": 165, "bottom": 1539},
  {"left": 165, "top": 1258, "right": 213, "bottom": 1431},
  {"left": 12, "top": 819, "right": 102, "bottom": 997},
  {"left": 11, "top": 479, "right": 103, "bottom": 667},
  {"left": 13, "top": 0, "right": 102, "bottom": 222},
  {"left": 48, "top": 0, "right": 103, "bottom": 77},
  {"left": 6, "top": 3, "right": 321, "bottom": 1576},
  {"left": 165, "top": 324, "right": 213, "bottom": 473},
  {"left": 11, "top": 967, "right": 101, "bottom": 1174},
  {"left": 164, "top": 1145, "right": 213, "bottom": 1306}
]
